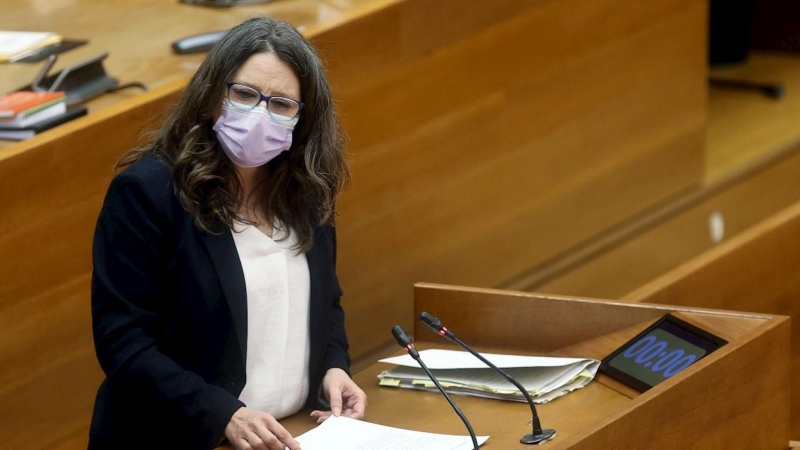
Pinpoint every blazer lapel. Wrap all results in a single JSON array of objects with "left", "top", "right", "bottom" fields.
[{"left": 200, "top": 229, "right": 248, "bottom": 363}]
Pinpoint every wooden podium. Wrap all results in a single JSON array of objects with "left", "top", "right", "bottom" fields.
[{"left": 278, "top": 283, "right": 791, "bottom": 449}]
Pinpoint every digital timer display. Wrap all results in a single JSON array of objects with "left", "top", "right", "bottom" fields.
[{"left": 600, "top": 314, "right": 727, "bottom": 392}]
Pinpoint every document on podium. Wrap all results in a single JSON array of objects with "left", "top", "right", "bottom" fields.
[
  {"left": 377, "top": 349, "right": 599, "bottom": 403},
  {"left": 295, "top": 415, "right": 489, "bottom": 449}
]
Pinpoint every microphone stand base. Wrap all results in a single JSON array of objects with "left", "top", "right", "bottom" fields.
[{"left": 520, "top": 429, "right": 557, "bottom": 445}]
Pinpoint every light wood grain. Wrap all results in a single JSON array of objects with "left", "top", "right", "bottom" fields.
[
  {"left": 508, "top": 51, "right": 800, "bottom": 298},
  {"left": 317, "top": 0, "right": 707, "bottom": 360},
  {"left": 0, "top": 0, "right": 384, "bottom": 119},
  {"left": 707, "top": 52, "right": 800, "bottom": 183},
  {"left": 526, "top": 137, "right": 800, "bottom": 299}
]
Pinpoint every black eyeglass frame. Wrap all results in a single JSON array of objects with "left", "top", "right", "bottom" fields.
[{"left": 225, "top": 81, "right": 304, "bottom": 120}]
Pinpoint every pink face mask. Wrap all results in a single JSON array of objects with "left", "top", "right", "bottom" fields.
[{"left": 212, "top": 103, "right": 297, "bottom": 168}]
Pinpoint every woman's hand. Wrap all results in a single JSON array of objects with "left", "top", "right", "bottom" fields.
[
  {"left": 225, "top": 407, "right": 301, "bottom": 450},
  {"left": 309, "top": 368, "right": 368, "bottom": 424}
]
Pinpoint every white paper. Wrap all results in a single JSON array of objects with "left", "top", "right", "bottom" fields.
[
  {"left": 0, "top": 31, "right": 58, "bottom": 56},
  {"left": 295, "top": 416, "right": 489, "bottom": 450},
  {"left": 380, "top": 365, "right": 573, "bottom": 394},
  {"left": 379, "top": 348, "right": 594, "bottom": 370}
]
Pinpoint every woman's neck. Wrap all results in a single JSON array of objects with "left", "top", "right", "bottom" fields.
[
  {"left": 236, "top": 165, "right": 265, "bottom": 211},
  {"left": 235, "top": 165, "right": 274, "bottom": 236}
]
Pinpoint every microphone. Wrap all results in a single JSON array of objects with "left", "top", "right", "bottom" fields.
[
  {"left": 418, "top": 312, "right": 557, "bottom": 445},
  {"left": 391, "top": 325, "right": 479, "bottom": 450}
]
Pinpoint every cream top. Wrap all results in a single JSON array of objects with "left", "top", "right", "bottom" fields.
[{"left": 231, "top": 221, "right": 311, "bottom": 418}]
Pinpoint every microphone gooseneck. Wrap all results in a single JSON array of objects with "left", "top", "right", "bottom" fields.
[
  {"left": 391, "top": 325, "right": 480, "bottom": 450},
  {"left": 418, "top": 312, "right": 557, "bottom": 445}
]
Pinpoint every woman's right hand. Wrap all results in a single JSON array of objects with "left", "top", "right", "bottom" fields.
[{"left": 225, "top": 407, "right": 301, "bottom": 450}]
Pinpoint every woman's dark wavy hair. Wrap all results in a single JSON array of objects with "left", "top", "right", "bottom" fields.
[{"left": 117, "top": 17, "right": 350, "bottom": 252}]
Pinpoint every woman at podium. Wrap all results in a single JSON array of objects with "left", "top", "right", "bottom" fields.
[{"left": 88, "top": 17, "right": 366, "bottom": 450}]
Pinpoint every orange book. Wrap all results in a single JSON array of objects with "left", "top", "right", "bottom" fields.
[{"left": 0, "top": 91, "right": 65, "bottom": 118}]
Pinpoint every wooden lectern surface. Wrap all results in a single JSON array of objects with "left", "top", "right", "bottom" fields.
[
  {"left": 277, "top": 353, "right": 632, "bottom": 449},
  {"left": 406, "top": 284, "right": 789, "bottom": 449},
  {"left": 258, "top": 284, "right": 792, "bottom": 450}
]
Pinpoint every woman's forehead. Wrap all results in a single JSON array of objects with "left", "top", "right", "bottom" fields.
[{"left": 231, "top": 53, "right": 301, "bottom": 98}]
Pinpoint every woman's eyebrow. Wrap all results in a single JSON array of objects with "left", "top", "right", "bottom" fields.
[{"left": 230, "top": 80, "right": 297, "bottom": 99}]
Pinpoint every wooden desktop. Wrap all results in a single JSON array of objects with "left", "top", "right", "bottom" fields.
[{"left": 272, "top": 283, "right": 791, "bottom": 449}]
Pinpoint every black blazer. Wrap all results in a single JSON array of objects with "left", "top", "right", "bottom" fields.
[{"left": 88, "top": 154, "right": 350, "bottom": 449}]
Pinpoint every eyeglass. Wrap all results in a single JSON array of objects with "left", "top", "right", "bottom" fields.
[{"left": 225, "top": 82, "right": 304, "bottom": 122}]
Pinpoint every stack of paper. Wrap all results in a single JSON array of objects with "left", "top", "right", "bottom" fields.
[
  {"left": 0, "top": 31, "right": 63, "bottom": 63},
  {"left": 378, "top": 349, "right": 599, "bottom": 403},
  {"left": 296, "top": 415, "right": 489, "bottom": 450}
]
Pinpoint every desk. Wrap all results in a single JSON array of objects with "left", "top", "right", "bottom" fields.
[
  {"left": 273, "top": 283, "right": 791, "bottom": 449},
  {"left": 0, "top": 0, "right": 383, "bottom": 138}
]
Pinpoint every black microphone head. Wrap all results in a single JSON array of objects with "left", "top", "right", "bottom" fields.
[
  {"left": 419, "top": 311, "right": 456, "bottom": 341},
  {"left": 419, "top": 311, "right": 443, "bottom": 331},
  {"left": 392, "top": 325, "right": 420, "bottom": 359},
  {"left": 391, "top": 325, "right": 413, "bottom": 348}
]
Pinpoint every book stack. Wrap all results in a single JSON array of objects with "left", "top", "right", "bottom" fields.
[
  {"left": 0, "top": 31, "right": 63, "bottom": 63},
  {"left": 0, "top": 91, "right": 87, "bottom": 141}
]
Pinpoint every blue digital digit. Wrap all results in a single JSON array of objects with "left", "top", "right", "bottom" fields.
[
  {"left": 634, "top": 340, "right": 668, "bottom": 364},
  {"left": 651, "top": 349, "right": 684, "bottom": 372},
  {"left": 622, "top": 335, "right": 656, "bottom": 359},
  {"left": 663, "top": 354, "right": 697, "bottom": 377}
]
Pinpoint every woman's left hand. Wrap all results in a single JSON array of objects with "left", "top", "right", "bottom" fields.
[{"left": 309, "top": 368, "right": 367, "bottom": 424}]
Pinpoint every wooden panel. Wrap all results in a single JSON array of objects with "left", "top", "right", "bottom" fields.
[
  {"left": 512, "top": 52, "right": 800, "bottom": 298},
  {"left": 528, "top": 142, "right": 800, "bottom": 299},
  {"left": 0, "top": 277, "right": 102, "bottom": 450},
  {"left": 620, "top": 200, "right": 800, "bottom": 439},
  {"left": 0, "top": 82, "right": 182, "bottom": 304},
  {"left": 411, "top": 283, "right": 770, "bottom": 355},
  {"left": 311, "top": 0, "right": 707, "bottom": 361},
  {"left": 0, "top": 84, "right": 182, "bottom": 449},
  {"left": 413, "top": 283, "right": 666, "bottom": 355},
  {"left": 707, "top": 52, "right": 800, "bottom": 182}
]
